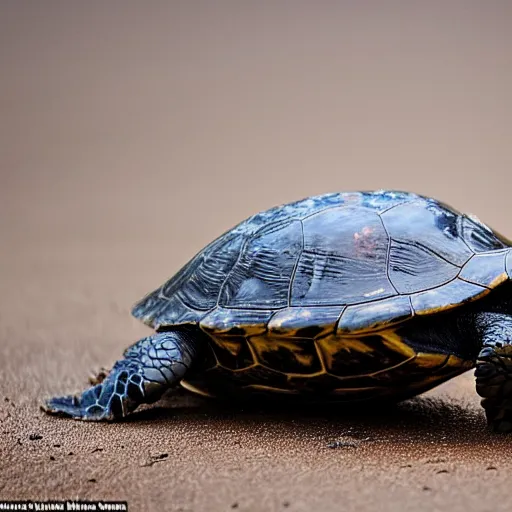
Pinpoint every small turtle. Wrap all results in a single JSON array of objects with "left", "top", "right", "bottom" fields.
[{"left": 43, "top": 191, "right": 512, "bottom": 432}]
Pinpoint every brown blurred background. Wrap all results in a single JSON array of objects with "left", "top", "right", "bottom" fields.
[
  {"left": 2, "top": 1, "right": 512, "bottom": 257},
  {"left": 1, "top": 2, "right": 512, "bottom": 511}
]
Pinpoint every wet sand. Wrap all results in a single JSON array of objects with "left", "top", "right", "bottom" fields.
[{"left": 2, "top": 2, "right": 512, "bottom": 511}]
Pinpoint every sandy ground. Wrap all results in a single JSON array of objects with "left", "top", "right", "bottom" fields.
[{"left": 2, "top": 2, "right": 512, "bottom": 511}]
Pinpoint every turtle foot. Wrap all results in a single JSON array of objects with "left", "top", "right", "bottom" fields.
[
  {"left": 42, "top": 385, "right": 123, "bottom": 421},
  {"left": 42, "top": 330, "right": 200, "bottom": 421},
  {"left": 475, "top": 347, "right": 512, "bottom": 433},
  {"left": 42, "top": 361, "right": 145, "bottom": 421},
  {"left": 42, "top": 394, "right": 111, "bottom": 421}
]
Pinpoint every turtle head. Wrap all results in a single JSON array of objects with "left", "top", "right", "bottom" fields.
[{"left": 474, "top": 312, "right": 512, "bottom": 433}]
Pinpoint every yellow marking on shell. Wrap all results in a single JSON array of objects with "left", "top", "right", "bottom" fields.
[
  {"left": 277, "top": 350, "right": 471, "bottom": 381},
  {"left": 413, "top": 353, "right": 449, "bottom": 369},
  {"left": 184, "top": 351, "right": 474, "bottom": 399},
  {"left": 208, "top": 322, "right": 267, "bottom": 337},
  {"left": 313, "top": 339, "right": 327, "bottom": 373},
  {"left": 365, "top": 355, "right": 416, "bottom": 378},
  {"left": 339, "top": 337, "right": 375, "bottom": 353},
  {"left": 379, "top": 329, "right": 416, "bottom": 358},
  {"left": 301, "top": 355, "right": 429, "bottom": 382},
  {"left": 331, "top": 386, "right": 387, "bottom": 394},
  {"left": 248, "top": 336, "right": 317, "bottom": 368},
  {"left": 313, "top": 332, "right": 418, "bottom": 380},
  {"left": 210, "top": 331, "right": 260, "bottom": 364},
  {"left": 204, "top": 322, "right": 475, "bottom": 398},
  {"left": 214, "top": 337, "right": 244, "bottom": 357},
  {"left": 330, "top": 359, "right": 469, "bottom": 397},
  {"left": 444, "top": 354, "right": 474, "bottom": 370},
  {"left": 244, "top": 384, "right": 300, "bottom": 394},
  {"left": 243, "top": 324, "right": 271, "bottom": 337},
  {"left": 206, "top": 332, "right": 259, "bottom": 372},
  {"left": 216, "top": 361, "right": 325, "bottom": 378},
  {"left": 314, "top": 336, "right": 367, "bottom": 372},
  {"left": 285, "top": 370, "right": 328, "bottom": 379},
  {"left": 219, "top": 364, "right": 259, "bottom": 373},
  {"left": 487, "top": 272, "right": 509, "bottom": 289},
  {"left": 180, "top": 380, "right": 215, "bottom": 398},
  {"left": 244, "top": 336, "right": 260, "bottom": 364},
  {"left": 282, "top": 355, "right": 413, "bottom": 380}
]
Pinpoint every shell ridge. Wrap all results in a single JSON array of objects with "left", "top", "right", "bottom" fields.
[
  {"left": 287, "top": 220, "right": 305, "bottom": 306},
  {"left": 377, "top": 211, "right": 399, "bottom": 295},
  {"left": 376, "top": 198, "right": 415, "bottom": 215},
  {"left": 216, "top": 235, "right": 249, "bottom": 308},
  {"left": 299, "top": 204, "right": 351, "bottom": 222}
]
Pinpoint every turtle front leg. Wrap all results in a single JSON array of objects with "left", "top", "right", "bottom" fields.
[{"left": 43, "top": 329, "right": 201, "bottom": 421}]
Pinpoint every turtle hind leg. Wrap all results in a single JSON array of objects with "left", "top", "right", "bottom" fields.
[
  {"left": 474, "top": 313, "right": 512, "bottom": 433},
  {"left": 42, "top": 329, "right": 201, "bottom": 421}
]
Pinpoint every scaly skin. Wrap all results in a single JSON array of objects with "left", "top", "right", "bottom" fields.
[
  {"left": 43, "top": 330, "right": 201, "bottom": 420},
  {"left": 474, "top": 313, "right": 512, "bottom": 433}
]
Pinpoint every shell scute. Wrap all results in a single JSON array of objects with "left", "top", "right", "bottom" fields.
[
  {"left": 200, "top": 308, "right": 273, "bottom": 336},
  {"left": 337, "top": 296, "right": 413, "bottom": 334},
  {"left": 410, "top": 279, "right": 488, "bottom": 316},
  {"left": 462, "top": 215, "right": 511, "bottom": 253},
  {"left": 207, "top": 335, "right": 256, "bottom": 371},
  {"left": 381, "top": 199, "right": 473, "bottom": 266},
  {"left": 388, "top": 239, "right": 460, "bottom": 294},
  {"left": 248, "top": 336, "right": 324, "bottom": 375},
  {"left": 218, "top": 220, "right": 302, "bottom": 309},
  {"left": 314, "top": 330, "right": 414, "bottom": 378},
  {"left": 291, "top": 207, "right": 394, "bottom": 306},
  {"left": 267, "top": 306, "right": 342, "bottom": 338},
  {"left": 459, "top": 251, "right": 508, "bottom": 288}
]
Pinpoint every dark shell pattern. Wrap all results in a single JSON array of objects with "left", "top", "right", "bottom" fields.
[{"left": 132, "top": 191, "right": 512, "bottom": 399}]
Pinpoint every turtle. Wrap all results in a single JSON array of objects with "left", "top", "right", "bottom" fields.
[{"left": 43, "top": 190, "right": 512, "bottom": 432}]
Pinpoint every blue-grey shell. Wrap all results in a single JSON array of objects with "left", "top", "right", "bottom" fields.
[{"left": 132, "top": 191, "right": 512, "bottom": 333}]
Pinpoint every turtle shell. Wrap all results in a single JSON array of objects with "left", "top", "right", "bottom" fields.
[{"left": 132, "top": 190, "right": 512, "bottom": 334}]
